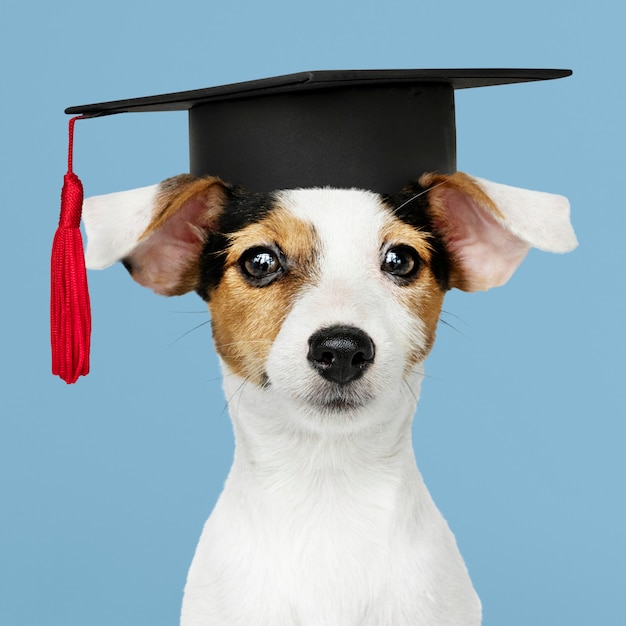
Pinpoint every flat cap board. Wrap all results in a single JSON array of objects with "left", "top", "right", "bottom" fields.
[{"left": 65, "top": 69, "right": 572, "bottom": 114}]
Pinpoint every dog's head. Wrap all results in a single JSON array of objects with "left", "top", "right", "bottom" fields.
[{"left": 84, "top": 173, "right": 576, "bottom": 427}]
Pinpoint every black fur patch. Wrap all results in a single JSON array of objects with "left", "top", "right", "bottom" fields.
[
  {"left": 196, "top": 188, "right": 278, "bottom": 301},
  {"left": 383, "top": 183, "right": 452, "bottom": 291}
]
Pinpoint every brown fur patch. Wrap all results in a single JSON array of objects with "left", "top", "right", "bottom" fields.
[
  {"left": 380, "top": 217, "right": 446, "bottom": 368},
  {"left": 208, "top": 207, "right": 320, "bottom": 384},
  {"left": 401, "top": 277, "right": 446, "bottom": 369},
  {"left": 379, "top": 220, "right": 435, "bottom": 266}
]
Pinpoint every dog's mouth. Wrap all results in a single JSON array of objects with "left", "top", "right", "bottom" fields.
[{"left": 306, "top": 383, "right": 374, "bottom": 414}]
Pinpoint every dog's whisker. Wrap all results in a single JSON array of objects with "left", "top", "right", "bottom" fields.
[
  {"left": 203, "top": 246, "right": 231, "bottom": 259},
  {"left": 235, "top": 378, "right": 251, "bottom": 418},
  {"left": 216, "top": 346, "right": 271, "bottom": 363},
  {"left": 440, "top": 308, "right": 465, "bottom": 323},
  {"left": 198, "top": 373, "right": 229, "bottom": 388},
  {"left": 167, "top": 320, "right": 213, "bottom": 347},
  {"left": 217, "top": 378, "right": 248, "bottom": 419},
  {"left": 224, "top": 376, "right": 252, "bottom": 415},
  {"left": 438, "top": 318, "right": 463, "bottom": 334},
  {"left": 214, "top": 339, "right": 273, "bottom": 350},
  {"left": 394, "top": 180, "right": 447, "bottom": 212},
  {"left": 401, "top": 378, "right": 421, "bottom": 404},
  {"left": 438, "top": 309, "right": 467, "bottom": 335}
]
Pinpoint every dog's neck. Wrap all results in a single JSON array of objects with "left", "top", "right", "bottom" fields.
[{"left": 219, "top": 366, "right": 426, "bottom": 501}]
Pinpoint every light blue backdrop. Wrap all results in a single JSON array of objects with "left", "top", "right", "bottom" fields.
[{"left": 1, "top": 1, "right": 623, "bottom": 624}]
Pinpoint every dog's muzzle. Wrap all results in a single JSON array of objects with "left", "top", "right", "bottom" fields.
[{"left": 307, "top": 325, "right": 375, "bottom": 385}]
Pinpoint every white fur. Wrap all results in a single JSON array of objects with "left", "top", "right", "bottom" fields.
[
  {"left": 83, "top": 184, "right": 159, "bottom": 269},
  {"left": 81, "top": 174, "right": 577, "bottom": 626},
  {"left": 471, "top": 176, "right": 577, "bottom": 253}
]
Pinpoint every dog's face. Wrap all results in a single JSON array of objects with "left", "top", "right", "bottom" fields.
[
  {"left": 84, "top": 171, "right": 577, "bottom": 429},
  {"left": 202, "top": 186, "right": 448, "bottom": 420}
]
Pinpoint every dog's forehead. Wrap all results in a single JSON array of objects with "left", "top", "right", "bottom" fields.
[
  {"left": 269, "top": 188, "right": 437, "bottom": 271},
  {"left": 273, "top": 188, "right": 395, "bottom": 244}
]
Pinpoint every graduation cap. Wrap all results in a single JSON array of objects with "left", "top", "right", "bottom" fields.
[
  {"left": 65, "top": 68, "right": 571, "bottom": 193},
  {"left": 51, "top": 68, "right": 572, "bottom": 383}
]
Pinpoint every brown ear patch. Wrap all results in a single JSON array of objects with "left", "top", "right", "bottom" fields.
[
  {"left": 419, "top": 171, "right": 503, "bottom": 220},
  {"left": 125, "top": 175, "right": 230, "bottom": 296},
  {"left": 419, "top": 171, "right": 508, "bottom": 292},
  {"left": 141, "top": 174, "right": 227, "bottom": 239}
]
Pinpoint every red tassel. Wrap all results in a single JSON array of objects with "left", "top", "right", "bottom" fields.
[{"left": 51, "top": 116, "right": 91, "bottom": 383}]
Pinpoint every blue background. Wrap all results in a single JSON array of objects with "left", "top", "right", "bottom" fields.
[{"left": 1, "top": 0, "right": 623, "bottom": 624}]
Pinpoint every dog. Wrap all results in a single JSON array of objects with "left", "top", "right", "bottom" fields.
[{"left": 83, "top": 171, "right": 577, "bottom": 625}]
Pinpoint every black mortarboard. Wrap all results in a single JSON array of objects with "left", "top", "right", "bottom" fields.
[
  {"left": 66, "top": 68, "right": 571, "bottom": 194},
  {"left": 53, "top": 68, "right": 571, "bottom": 384}
]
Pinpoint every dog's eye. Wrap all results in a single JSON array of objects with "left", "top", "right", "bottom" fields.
[
  {"left": 239, "top": 247, "right": 284, "bottom": 286},
  {"left": 381, "top": 246, "right": 421, "bottom": 281}
]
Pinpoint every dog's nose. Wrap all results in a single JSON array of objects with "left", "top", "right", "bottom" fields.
[{"left": 307, "top": 326, "right": 375, "bottom": 385}]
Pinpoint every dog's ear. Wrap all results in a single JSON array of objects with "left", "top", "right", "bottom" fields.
[
  {"left": 83, "top": 174, "right": 229, "bottom": 295},
  {"left": 420, "top": 171, "right": 578, "bottom": 292}
]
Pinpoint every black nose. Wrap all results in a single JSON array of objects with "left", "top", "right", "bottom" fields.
[{"left": 307, "top": 325, "right": 375, "bottom": 385}]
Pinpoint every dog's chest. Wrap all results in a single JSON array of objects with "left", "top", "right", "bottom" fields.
[
  {"left": 193, "top": 473, "right": 425, "bottom": 622},
  {"left": 183, "top": 438, "right": 479, "bottom": 625}
]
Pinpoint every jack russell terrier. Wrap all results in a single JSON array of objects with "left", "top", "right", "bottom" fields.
[{"left": 83, "top": 171, "right": 577, "bottom": 625}]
